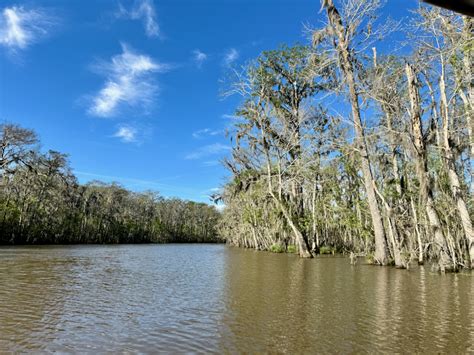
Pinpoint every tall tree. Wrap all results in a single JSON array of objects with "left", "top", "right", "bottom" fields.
[{"left": 318, "top": 0, "right": 388, "bottom": 264}]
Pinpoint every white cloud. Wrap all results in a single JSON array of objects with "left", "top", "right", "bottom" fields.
[
  {"left": 114, "top": 125, "right": 137, "bottom": 143},
  {"left": 117, "top": 0, "right": 159, "bottom": 38},
  {"left": 88, "top": 43, "right": 167, "bottom": 117},
  {"left": 185, "top": 143, "right": 231, "bottom": 160},
  {"left": 0, "top": 5, "right": 53, "bottom": 51},
  {"left": 223, "top": 48, "right": 239, "bottom": 66},
  {"left": 192, "top": 128, "right": 221, "bottom": 139},
  {"left": 192, "top": 49, "right": 207, "bottom": 68}
]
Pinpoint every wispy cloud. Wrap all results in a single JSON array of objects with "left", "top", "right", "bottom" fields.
[
  {"left": 223, "top": 48, "right": 239, "bottom": 66},
  {"left": 0, "top": 5, "right": 54, "bottom": 51},
  {"left": 185, "top": 143, "right": 231, "bottom": 160},
  {"left": 202, "top": 160, "right": 220, "bottom": 167},
  {"left": 88, "top": 43, "right": 167, "bottom": 117},
  {"left": 222, "top": 113, "right": 245, "bottom": 131},
  {"left": 221, "top": 113, "right": 242, "bottom": 121},
  {"left": 114, "top": 125, "right": 137, "bottom": 143},
  {"left": 116, "top": 0, "right": 159, "bottom": 38},
  {"left": 192, "top": 128, "right": 221, "bottom": 139},
  {"left": 192, "top": 49, "right": 207, "bottom": 68}
]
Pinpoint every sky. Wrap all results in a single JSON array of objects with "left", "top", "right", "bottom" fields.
[{"left": 0, "top": 0, "right": 416, "bottom": 203}]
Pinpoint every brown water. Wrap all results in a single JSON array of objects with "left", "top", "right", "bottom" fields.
[{"left": 0, "top": 244, "right": 473, "bottom": 353}]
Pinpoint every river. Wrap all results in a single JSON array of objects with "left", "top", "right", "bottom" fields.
[{"left": 0, "top": 244, "right": 472, "bottom": 353}]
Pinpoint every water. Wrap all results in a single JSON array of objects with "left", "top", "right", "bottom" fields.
[{"left": 0, "top": 244, "right": 472, "bottom": 353}]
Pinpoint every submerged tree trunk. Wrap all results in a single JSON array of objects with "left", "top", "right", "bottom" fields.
[
  {"left": 379, "top": 101, "right": 404, "bottom": 267},
  {"left": 374, "top": 184, "right": 404, "bottom": 267},
  {"left": 322, "top": 0, "right": 388, "bottom": 265},
  {"left": 405, "top": 63, "right": 452, "bottom": 272},
  {"left": 261, "top": 129, "right": 313, "bottom": 258},
  {"left": 311, "top": 182, "right": 319, "bottom": 251},
  {"left": 439, "top": 73, "right": 474, "bottom": 268},
  {"left": 289, "top": 108, "right": 312, "bottom": 257},
  {"left": 268, "top": 190, "right": 312, "bottom": 258}
]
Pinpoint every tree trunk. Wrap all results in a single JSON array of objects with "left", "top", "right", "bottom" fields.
[
  {"left": 271, "top": 191, "right": 313, "bottom": 258},
  {"left": 462, "top": 17, "right": 474, "bottom": 165},
  {"left": 439, "top": 73, "right": 474, "bottom": 268},
  {"left": 410, "top": 197, "right": 424, "bottom": 264},
  {"left": 262, "top": 128, "right": 313, "bottom": 258},
  {"left": 405, "top": 63, "right": 452, "bottom": 272},
  {"left": 323, "top": 0, "right": 388, "bottom": 265},
  {"left": 379, "top": 104, "right": 404, "bottom": 267},
  {"left": 312, "top": 182, "right": 319, "bottom": 250},
  {"left": 374, "top": 183, "right": 404, "bottom": 267}
]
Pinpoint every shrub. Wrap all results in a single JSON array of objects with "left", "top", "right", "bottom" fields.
[
  {"left": 366, "top": 253, "right": 375, "bottom": 264},
  {"left": 270, "top": 244, "right": 285, "bottom": 253},
  {"left": 319, "top": 245, "right": 336, "bottom": 255}
]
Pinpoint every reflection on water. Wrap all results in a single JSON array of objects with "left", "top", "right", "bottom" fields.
[{"left": 0, "top": 245, "right": 472, "bottom": 353}]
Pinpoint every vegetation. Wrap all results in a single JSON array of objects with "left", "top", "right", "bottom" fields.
[
  {"left": 0, "top": 124, "right": 222, "bottom": 245},
  {"left": 217, "top": 1, "right": 473, "bottom": 272},
  {"left": 270, "top": 244, "right": 285, "bottom": 253}
]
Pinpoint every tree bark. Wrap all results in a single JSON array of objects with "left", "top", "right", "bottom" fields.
[
  {"left": 323, "top": 0, "right": 388, "bottom": 265},
  {"left": 385, "top": 111, "right": 402, "bottom": 196},
  {"left": 261, "top": 127, "right": 313, "bottom": 258},
  {"left": 463, "top": 17, "right": 474, "bottom": 158},
  {"left": 405, "top": 63, "right": 452, "bottom": 272},
  {"left": 439, "top": 73, "right": 474, "bottom": 268}
]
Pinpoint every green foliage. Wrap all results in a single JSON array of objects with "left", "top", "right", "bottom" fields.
[
  {"left": 287, "top": 245, "right": 297, "bottom": 253},
  {"left": 0, "top": 124, "right": 222, "bottom": 245},
  {"left": 270, "top": 244, "right": 285, "bottom": 253},
  {"left": 366, "top": 254, "right": 375, "bottom": 265},
  {"left": 319, "top": 246, "right": 336, "bottom": 255}
]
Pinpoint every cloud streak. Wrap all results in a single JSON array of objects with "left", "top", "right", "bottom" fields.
[
  {"left": 192, "top": 49, "right": 207, "bottom": 68},
  {"left": 192, "top": 128, "right": 221, "bottom": 139},
  {"left": 117, "top": 0, "right": 159, "bottom": 38},
  {"left": 88, "top": 43, "right": 167, "bottom": 117},
  {"left": 223, "top": 48, "right": 239, "bottom": 66},
  {"left": 202, "top": 160, "right": 220, "bottom": 167},
  {"left": 185, "top": 143, "right": 231, "bottom": 160},
  {"left": 114, "top": 125, "right": 137, "bottom": 143},
  {"left": 0, "top": 5, "right": 54, "bottom": 51},
  {"left": 222, "top": 113, "right": 243, "bottom": 121}
]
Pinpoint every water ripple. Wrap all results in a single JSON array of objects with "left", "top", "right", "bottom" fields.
[{"left": 0, "top": 245, "right": 472, "bottom": 353}]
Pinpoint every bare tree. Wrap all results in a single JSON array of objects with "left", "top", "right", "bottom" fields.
[{"left": 318, "top": 0, "right": 389, "bottom": 264}]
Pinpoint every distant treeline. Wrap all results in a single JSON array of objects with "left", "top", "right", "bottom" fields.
[
  {"left": 217, "top": 1, "right": 473, "bottom": 272},
  {"left": 0, "top": 124, "right": 222, "bottom": 245}
]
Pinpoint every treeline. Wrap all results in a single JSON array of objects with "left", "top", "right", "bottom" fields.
[
  {"left": 0, "top": 124, "right": 222, "bottom": 244},
  {"left": 218, "top": 1, "right": 473, "bottom": 271}
]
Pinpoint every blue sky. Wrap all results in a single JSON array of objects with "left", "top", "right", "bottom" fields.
[{"left": 0, "top": 0, "right": 416, "bottom": 203}]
